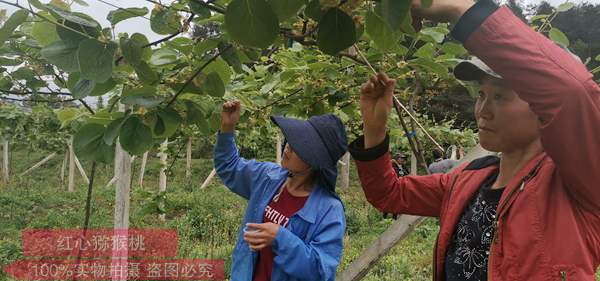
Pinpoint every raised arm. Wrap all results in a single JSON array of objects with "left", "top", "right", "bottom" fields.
[{"left": 213, "top": 101, "right": 281, "bottom": 200}]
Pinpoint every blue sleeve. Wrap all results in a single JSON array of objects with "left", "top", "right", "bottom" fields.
[
  {"left": 213, "top": 132, "right": 280, "bottom": 200},
  {"left": 271, "top": 202, "right": 346, "bottom": 281}
]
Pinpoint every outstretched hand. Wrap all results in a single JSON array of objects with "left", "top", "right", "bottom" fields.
[
  {"left": 220, "top": 100, "right": 241, "bottom": 133},
  {"left": 359, "top": 72, "right": 396, "bottom": 148}
]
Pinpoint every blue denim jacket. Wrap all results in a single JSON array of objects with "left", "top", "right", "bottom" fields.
[{"left": 213, "top": 132, "right": 346, "bottom": 281}]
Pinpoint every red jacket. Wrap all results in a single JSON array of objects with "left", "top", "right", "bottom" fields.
[{"left": 349, "top": 3, "right": 600, "bottom": 281}]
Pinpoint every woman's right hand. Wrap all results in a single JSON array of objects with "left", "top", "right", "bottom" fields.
[
  {"left": 360, "top": 72, "right": 396, "bottom": 148},
  {"left": 221, "top": 100, "right": 241, "bottom": 133}
]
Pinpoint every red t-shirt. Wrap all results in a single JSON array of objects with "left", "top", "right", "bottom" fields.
[{"left": 252, "top": 186, "right": 309, "bottom": 281}]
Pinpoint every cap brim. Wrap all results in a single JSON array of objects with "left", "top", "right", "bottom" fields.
[
  {"left": 454, "top": 59, "right": 503, "bottom": 82},
  {"left": 453, "top": 61, "right": 489, "bottom": 81}
]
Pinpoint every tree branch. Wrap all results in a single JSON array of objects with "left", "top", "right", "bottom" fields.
[{"left": 166, "top": 44, "right": 232, "bottom": 107}]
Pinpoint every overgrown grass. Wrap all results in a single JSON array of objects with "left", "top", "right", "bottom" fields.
[{"left": 0, "top": 149, "right": 598, "bottom": 280}]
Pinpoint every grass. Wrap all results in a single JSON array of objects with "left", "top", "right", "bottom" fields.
[{"left": 0, "top": 148, "right": 598, "bottom": 280}]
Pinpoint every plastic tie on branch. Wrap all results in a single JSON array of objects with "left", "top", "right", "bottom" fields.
[{"left": 405, "top": 131, "right": 417, "bottom": 138}]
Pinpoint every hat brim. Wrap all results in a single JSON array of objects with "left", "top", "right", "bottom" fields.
[
  {"left": 453, "top": 60, "right": 502, "bottom": 82},
  {"left": 270, "top": 116, "right": 331, "bottom": 169}
]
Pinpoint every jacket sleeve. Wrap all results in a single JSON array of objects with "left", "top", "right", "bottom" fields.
[
  {"left": 452, "top": 1, "right": 600, "bottom": 212},
  {"left": 271, "top": 202, "right": 345, "bottom": 281},
  {"left": 348, "top": 134, "right": 457, "bottom": 218},
  {"left": 213, "top": 132, "right": 280, "bottom": 200}
]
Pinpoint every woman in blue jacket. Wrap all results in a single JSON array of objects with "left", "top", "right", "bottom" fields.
[{"left": 214, "top": 100, "right": 347, "bottom": 281}]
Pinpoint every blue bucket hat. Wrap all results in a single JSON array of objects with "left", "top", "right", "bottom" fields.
[{"left": 270, "top": 114, "right": 348, "bottom": 192}]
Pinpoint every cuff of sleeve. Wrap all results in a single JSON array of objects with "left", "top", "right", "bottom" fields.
[
  {"left": 217, "top": 131, "right": 235, "bottom": 141},
  {"left": 348, "top": 134, "right": 390, "bottom": 162},
  {"left": 272, "top": 226, "right": 292, "bottom": 255},
  {"left": 451, "top": 0, "right": 499, "bottom": 43}
]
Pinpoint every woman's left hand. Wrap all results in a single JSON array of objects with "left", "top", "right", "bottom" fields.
[{"left": 243, "top": 223, "right": 280, "bottom": 251}]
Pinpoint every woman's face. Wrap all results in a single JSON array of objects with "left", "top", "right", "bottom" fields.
[
  {"left": 281, "top": 143, "right": 311, "bottom": 172},
  {"left": 475, "top": 76, "right": 541, "bottom": 153}
]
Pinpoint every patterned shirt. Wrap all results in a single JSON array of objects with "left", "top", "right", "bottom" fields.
[{"left": 445, "top": 171, "right": 504, "bottom": 280}]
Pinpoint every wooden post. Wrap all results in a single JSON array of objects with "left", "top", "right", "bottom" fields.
[
  {"left": 112, "top": 140, "right": 130, "bottom": 281},
  {"left": 139, "top": 151, "right": 148, "bottom": 188},
  {"left": 340, "top": 152, "right": 350, "bottom": 189},
  {"left": 200, "top": 168, "right": 217, "bottom": 190},
  {"left": 158, "top": 140, "right": 168, "bottom": 221},
  {"left": 68, "top": 138, "right": 75, "bottom": 192},
  {"left": 19, "top": 152, "right": 57, "bottom": 177},
  {"left": 337, "top": 145, "right": 495, "bottom": 281},
  {"left": 60, "top": 148, "right": 67, "bottom": 185},
  {"left": 2, "top": 139, "right": 8, "bottom": 182},
  {"left": 276, "top": 134, "right": 282, "bottom": 165},
  {"left": 410, "top": 152, "right": 418, "bottom": 176},
  {"left": 73, "top": 154, "right": 90, "bottom": 184},
  {"left": 186, "top": 137, "right": 192, "bottom": 179}
]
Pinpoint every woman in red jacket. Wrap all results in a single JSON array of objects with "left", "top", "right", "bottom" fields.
[{"left": 348, "top": 0, "right": 600, "bottom": 280}]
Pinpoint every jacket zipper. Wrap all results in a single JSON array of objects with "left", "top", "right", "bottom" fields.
[
  {"left": 560, "top": 271, "right": 567, "bottom": 281},
  {"left": 433, "top": 175, "right": 459, "bottom": 281},
  {"left": 487, "top": 160, "right": 544, "bottom": 281}
]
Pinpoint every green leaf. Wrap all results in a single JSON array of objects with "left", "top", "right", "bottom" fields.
[
  {"left": 53, "top": 11, "right": 102, "bottom": 44},
  {"left": 189, "top": 1, "right": 212, "bottom": 19},
  {"left": 193, "top": 38, "right": 220, "bottom": 56},
  {"left": 202, "top": 72, "right": 225, "bottom": 97},
  {"left": 48, "top": 6, "right": 98, "bottom": 27},
  {"left": 120, "top": 36, "right": 144, "bottom": 66},
  {"left": 219, "top": 42, "right": 243, "bottom": 73},
  {"left": 56, "top": 107, "right": 82, "bottom": 128},
  {"left": 72, "top": 78, "right": 95, "bottom": 99},
  {"left": 41, "top": 41, "right": 80, "bottom": 72},
  {"left": 202, "top": 57, "right": 232, "bottom": 85},
  {"left": 304, "top": 0, "right": 324, "bottom": 21},
  {"left": 225, "top": 0, "right": 279, "bottom": 48},
  {"left": 150, "top": 47, "right": 178, "bottom": 65},
  {"left": 31, "top": 15, "right": 60, "bottom": 46},
  {"left": 530, "top": 14, "right": 549, "bottom": 22},
  {"left": 420, "top": 27, "right": 445, "bottom": 43},
  {"left": 184, "top": 100, "right": 205, "bottom": 124},
  {"left": 269, "top": 0, "right": 304, "bottom": 22},
  {"left": 421, "top": 0, "right": 432, "bottom": 8},
  {"left": 28, "top": 0, "right": 47, "bottom": 10},
  {"left": 153, "top": 108, "right": 182, "bottom": 138},
  {"left": 317, "top": 8, "right": 356, "bottom": 55},
  {"left": 107, "top": 7, "right": 149, "bottom": 26},
  {"left": 121, "top": 86, "right": 162, "bottom": 108},
  {"left": 375, "top": 0, "right": 411, "bottom": 31},
  {"left": 119, "top": 116, "right": 153, "bottom": 155},
  {"left": 414, "top": 43, "right": 435, "bottom": 58},
  {"left": 103, "top": 117, "right": 126, "bottom": 145},
  {"left": 556, "top": 2, "right": 575, "bottom": 12},
  {"left": 131, "top": 33, "right": 152, "bottom": 60},
  {"left": 409, "top": 57, "right": 448, "bottom": 77},
  {"left": 549, "top": 27, "right": 569, "bottom": 47},
  {"left": 67, "top": 72, "right": 116, "bottom": 96},
  {"left": 595, "top": 54, "right": 600, "bottom": 62},
  {"left": 77, "top": 39, "right": 117, "bottom": 82},
  {"left": 73, "top": 0, "right": 89, "bottom": 6},
  {"left": 133, "top": 62, "right": 159, "bottom": 85},
  {"left": 441, "top": 42, "right": 467, "bottom": 56},
  {"left": 73, "top": 123, "right": 114, "bottom": 164},
  {"left": 150, "top": 7, "right": 182, "bottom": 35},
  {"left": 366, "top": 10, "right": 397, "bottom": 52},
  {"left": 0, "top": 10, "right": 29, "bottom": 46}
]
